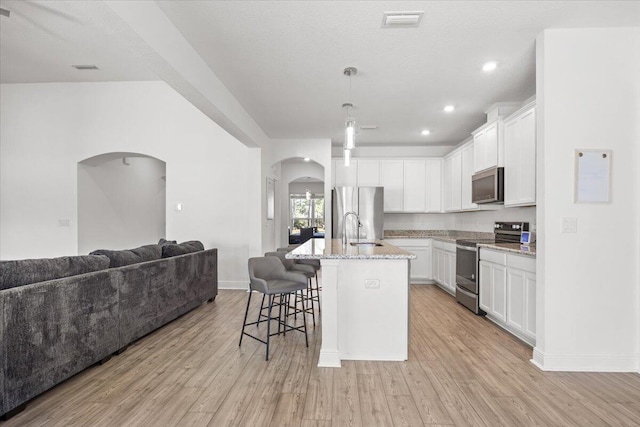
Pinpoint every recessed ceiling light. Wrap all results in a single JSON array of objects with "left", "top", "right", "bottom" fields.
[
  {"left": 303, "top": 157, "right": 310, "bottom": 162},
  {"left": 382, "top": 11, "right": 424, "bottom": 28},
  {"left": 443, "top": 105, "right": 455, "bottom": 113},
  {"left": 421, "top": 129, "right": 431, "bottom": 136},
  {"left": 482, "top": 61, "right": 497, "bottom": 72},
  {"left": 72, "top": 65, "right": 99, "bottom": 70}
]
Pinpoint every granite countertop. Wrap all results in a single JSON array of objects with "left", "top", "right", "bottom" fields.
[
  {"left": 384, "top": 230, "right": 494, "bottom": 243},
  {"left": 286, "top": 238, "right": 416, "bottom": 260},
  {"left": 384, "top": 229, "right": 536, "bottom": 257},
  {"left": 478, "top": 242, "right": 536, "bottom": 257}
]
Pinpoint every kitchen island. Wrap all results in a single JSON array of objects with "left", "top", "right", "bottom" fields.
[{"left": 287, "top": 239, "right": 416, "bottom": 367}]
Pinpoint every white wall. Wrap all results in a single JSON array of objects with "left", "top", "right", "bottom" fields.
[
  {"left": 78, "top": 155, "right": 166, "bottom": 254},
  {"left": 289, "top": 181, "right": 324, "bottom": 195},
  {"left": 534, "top": 28, "right": 640, "bottom": 372},
  {"left": 0, "top": 81, "right": 252, "bottom": 289}
]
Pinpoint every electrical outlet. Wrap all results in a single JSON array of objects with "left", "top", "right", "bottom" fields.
[
  {"left": 364, "top": 279, "right": 380, "bottom": 289},
  {"left": 562, "top": 217, "right": 577, "bottom": 233}
]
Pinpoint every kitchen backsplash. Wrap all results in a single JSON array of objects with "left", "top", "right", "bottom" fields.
[{"left": 384, "top": 206, "right": 536, "bottom": 233}]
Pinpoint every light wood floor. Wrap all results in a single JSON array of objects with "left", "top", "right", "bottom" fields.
[{"left": 4, "top": 284, "right": 640, "bottom": 426}]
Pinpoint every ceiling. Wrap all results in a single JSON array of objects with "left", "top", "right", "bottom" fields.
[{"left": 1, "top": 1, "right": 639, "bottom": 147}]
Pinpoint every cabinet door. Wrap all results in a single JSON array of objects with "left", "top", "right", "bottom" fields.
[
  {"left": 443, "top": 156, "right": 453, "bottom": 211},
  {"left": 450, "top": 151, "right": 462, "bottom": 211},
  {"left": 426, "top": 159, "right": 442, "bottom": 212},
  {"left": 479, "top": 261, "right": 492, "bottom": 313},
  {"left": 357, "top": 159, "right": 381, "bottom": 186},
  {"left": 504, "top": 117, "right": 520, "bottom": 206},
  {"left": 506, "top": 268, "right": 526, "bottom": 333},
  {"left": 335, "top": 159, "right": 358, "bottom": 186},
  {"left": 491, "top": 264, "right": 507, "bottom": 322},
  {"left": 433, "top": 249, "right": 444, "bottom": 285},
  {"left": 403, "top": 160, "right": 427, "bottom": 212},
  {"left": 484, "top": 122, "right": 499, "bottom": 169},
  {"left": 524, "top": 272, "right": 536, "bottom": 340},
  {"left": 461, "top": 144, "right": 478, "bottom": 210},
  {"left": 443, "top": 251, "right": 456, "bottom": 293},
  {"left": 381, "top": 160, "right": 404, "bottom": 212},
  {"left": 473, "top": 130, "right": 486, "bottom": 172},
  {"left": 408, "top": 246, "right": 431, "bottom": 282},
  {"left": 519, "top": 108, "right": 536, "bottom": 205}
]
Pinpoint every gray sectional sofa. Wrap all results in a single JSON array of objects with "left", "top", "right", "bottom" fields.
[{"left": 0, "top": 242, "right": 217, "bottom": 420}]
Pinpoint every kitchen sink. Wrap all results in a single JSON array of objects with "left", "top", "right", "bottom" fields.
[{"left": 349, "top": 242, "right": 383, "bottom": 247}]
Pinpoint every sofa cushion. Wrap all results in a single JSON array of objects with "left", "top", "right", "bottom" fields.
[
  {"left": 0, "top": 255, "right": 110, "bottom": 291},
  {"left": 158, "top": 238, "right": 177, "bottom": 246},
  {"left": 90, "top": 244, "right": 162, "bottom": 268},
  {"left": 161, "top": 240, "right": 205, "bottom": 258}
]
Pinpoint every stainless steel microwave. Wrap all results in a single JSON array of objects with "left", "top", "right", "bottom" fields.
[{"left": 472, "top": 167, "right": 504, "bottom": 204}]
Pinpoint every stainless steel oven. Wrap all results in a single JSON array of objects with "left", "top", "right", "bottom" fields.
[
  {"left": 455, "top": 222, "right": 529, "bottom": 314},
  {"left": 472, "top": 167, "right": 504, "bottom": 204}
]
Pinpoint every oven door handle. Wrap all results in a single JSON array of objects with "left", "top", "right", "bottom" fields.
[{"left": 456, "top": 245, "right": 477, "bottom": 252}]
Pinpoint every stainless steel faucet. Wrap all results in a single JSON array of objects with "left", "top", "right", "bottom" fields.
[{"left": 342, "top": 211, "right": 361, "bottom": 246}]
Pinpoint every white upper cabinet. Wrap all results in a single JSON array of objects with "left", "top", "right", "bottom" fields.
[
  {"left": 473, "top": 120, "right": 503, "bottom": 173},
  {"left": 403, "top": 160, "right": 427, "bottom": 212},
  {"left": 381, "top": 160, "right": 404, "bottom": 212},
  {"left": 443, "top": 150, "right": 462, "bottom": 212},
  {"left": 334, "top": 159, "right": 358, "bottom": 187},
  {"left": 425, "top": 159, "right": 442, "bottom": 212},
  {"left": 357, "top": 159, "right": 381, "bottom": 186},
  {"left": 461, "top": 143, "right": 478, "bottom": 211},
  {"left": 504, "top": 102, "right": 536, "bottom": 207}
]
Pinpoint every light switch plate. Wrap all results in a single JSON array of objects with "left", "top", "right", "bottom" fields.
[{"left": 562, "top": 217, "right": 577, "bottom": 233}]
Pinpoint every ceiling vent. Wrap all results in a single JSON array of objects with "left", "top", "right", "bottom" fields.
[
  {"left": 382, "top": 11, "right": 424, "bottom": 28},
  {"left": 72, "top": 65, "right": 99, "bottom": 70},
  {"left": 0, "top": 8, "right": 10, "bottom": 18},
  {"left": 360, "top": 125, "right": 378, "bottom": 130}
]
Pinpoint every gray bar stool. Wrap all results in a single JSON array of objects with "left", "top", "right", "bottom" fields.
[
  {"left": 265, "top": 251, "right": 318, "bottom": 327},
  {"left": 239, "top": 256, "right": 308, "bottom": 361},
  {"left": 278, "top": 246, "right": 321, "bottom": 315}
]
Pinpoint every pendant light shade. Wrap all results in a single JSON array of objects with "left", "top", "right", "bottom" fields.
[
  {"left": 344, "top": 148, "right": 351, "bottom": 166},
  {"left": 342, "top": 67, "right": 358, "bottom": 154},
  {"left": 345, "top": 118, "right": 356, "bottom": 150}
]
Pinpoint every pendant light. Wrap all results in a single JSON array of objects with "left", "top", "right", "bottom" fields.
[{"left": 343, "top": 67, "right": 357, "bottom": 166}]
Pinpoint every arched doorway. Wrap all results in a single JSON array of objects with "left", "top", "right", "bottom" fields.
[
  {"left": 275, "top": 157, "right": 326, "bottom": 248},
  {"left": 77, "top": 152, "right": 166, "bottom": 253},
  {"left": 288, "top": 177, "right": 325, "bottom": 244}
]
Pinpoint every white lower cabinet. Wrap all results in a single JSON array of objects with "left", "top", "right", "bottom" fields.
[
  {"left": 432, "top": 240, "right": 456, "bottom": 295},
  {"left": 385, "top": 239, "right": 432, "bottom": 284},
  {"left": 480, "top": 248, "right": 536, "bottom": 345}
]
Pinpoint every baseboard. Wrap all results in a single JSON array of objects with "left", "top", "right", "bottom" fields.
[
  {"left": 218, "top": 281, "right": 248, "bottom": 290},
  {"left": 531, "top": 347, "right": 639, "bottom": 372},
  {"left": 410, "top": 279, "right": 436, "bottom": 285}
]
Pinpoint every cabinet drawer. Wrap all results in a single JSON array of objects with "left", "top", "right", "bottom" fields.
[
  {"left": 480, "top": 248, "right": 507, "bottom": 265},
  {"left": 507, "top": 253, "right": 536, "bottom": 272}
]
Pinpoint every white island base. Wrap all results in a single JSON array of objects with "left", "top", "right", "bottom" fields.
[{"left": 288, "top": 239, "right": 415, "bottom": 368}]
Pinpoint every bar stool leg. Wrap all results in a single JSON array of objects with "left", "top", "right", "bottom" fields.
[
  {"left": 266, "top": 294, "right": 274, "bottom": 361},
  {"left": 239, "top": 289, "right": 253, "bottom": 347},
  {"left": 308, "top": 277, "right": 316, "bottom": 327},
  {"left": 256, "top": 294, "right": 266, "bottom": 327}
]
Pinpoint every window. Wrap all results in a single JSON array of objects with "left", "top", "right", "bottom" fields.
[{"left": 290, "top": 195, "right": 324, "bottom": 235}]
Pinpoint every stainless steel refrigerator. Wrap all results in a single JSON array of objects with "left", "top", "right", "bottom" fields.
[{"left": 332, "top": 186, "right": 384, "bottom": 241}]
